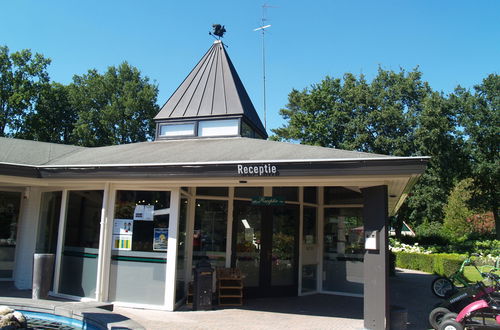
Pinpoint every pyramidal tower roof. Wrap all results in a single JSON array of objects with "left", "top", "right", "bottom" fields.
[{"left": 154, "top": 40, "right": 267, "bottom": 138}]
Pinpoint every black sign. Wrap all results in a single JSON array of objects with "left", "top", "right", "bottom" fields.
[
  {"left": 237, "top": 164, "right": 279, "bottom": 176},
  {"left": 251, "top": 196, "right": 285, "bottom": 206}
]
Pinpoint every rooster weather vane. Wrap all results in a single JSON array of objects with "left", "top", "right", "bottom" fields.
[{"left": 209, "top": 24, "right": 226, "bottom": 40}]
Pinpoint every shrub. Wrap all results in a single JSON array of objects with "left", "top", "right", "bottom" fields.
[
  {"left": 394, "top": 252, "right": 465, "bottom": 276},
  {"left": 443, "top": 179, "right": 475, "bottom": 239},
  {"left": 467, "top": 212, "right": 495, "bottom": 235}
]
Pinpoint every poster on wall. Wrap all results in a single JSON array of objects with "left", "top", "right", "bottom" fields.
[
  {"left": 134, "top": 205, "right": 154, "bottom": 221},
  {"left": 113, "top": 219, "right": 134, "bottom": 235},
  {"left": 112, "top": 235, "right": 132, "bottom": 250},
  {"left": 153, "top": 228, "right": 168, "bottom": 251}
]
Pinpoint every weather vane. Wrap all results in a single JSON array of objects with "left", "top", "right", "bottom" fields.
[{"left": 209, "top": 24, "right": 226, "bottom": 40}]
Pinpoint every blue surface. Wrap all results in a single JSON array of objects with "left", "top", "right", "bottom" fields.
[{"left": 20, "top": 310, "right": 101, "bottom": 330}]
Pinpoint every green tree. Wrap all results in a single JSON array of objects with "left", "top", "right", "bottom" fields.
[
  {"left": 0, "top": 46, "right": 51, "bottom": 136},
  {"left": 69, "top": 62, "right": 159, "bottom": 147},
  {"left": 17, "top": 83, "right": 76, "bottom": 144},
  {"left": 454, "top": 74, "right": 499, "bottom": 238},
  {"left": 405, "top": 92, "right": 468, "bottom": 225},
  {"left": 272, "top": 68, "right": 431, "bottom": 156},
  {"left": 443, "top": 178, "right": 475, "bottom": 238}
]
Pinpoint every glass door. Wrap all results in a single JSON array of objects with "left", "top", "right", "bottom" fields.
[
  {"left": 323, "top": 208, "right": 364, "bottom": 295},
  {"left": 0, "top": 191, "right": 21, "bottom": 279},
  {"left": 233, "top": 201, "right": 299, "bottom": 297},
  {"left": 58, "top": 190, "right": 103, "bottom": 298}
]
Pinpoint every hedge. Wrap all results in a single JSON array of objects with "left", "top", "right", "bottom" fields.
[{"left": 394, "top": 252, "right": 465, "bottom": 277}]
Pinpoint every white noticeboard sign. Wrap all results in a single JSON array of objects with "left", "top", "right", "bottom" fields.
[
  {"left": 134, "top": 205, "right": 155, "bottom": 221},
  {"left": 113, "top": 219, "right": 134, "bottom": 235}
]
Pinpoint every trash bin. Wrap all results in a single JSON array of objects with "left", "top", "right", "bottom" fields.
[
  {"left": 193, "top": 258, "right": 214, "bottom": 311},
  {"left": 32, "top": 253, "right": 55, "bottom": 300},
  {"left": 390, "top": 305, "right": 407, "bottom": 330}
]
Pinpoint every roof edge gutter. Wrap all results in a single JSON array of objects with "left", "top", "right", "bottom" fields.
[{"left": 30, "top": 156, "right": 430, "bottom": 169}]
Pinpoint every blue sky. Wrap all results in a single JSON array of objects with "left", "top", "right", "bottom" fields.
[{"left": 1, "top": 0, "right": 499, "bottom": 133}]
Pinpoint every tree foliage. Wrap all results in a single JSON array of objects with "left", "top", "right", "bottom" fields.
[
  {"left": 69, "top": 62, "right": 159, "bottom": 147},
  {"left": 273, "top": 69, "right": 498, "bottom": 236},
  {"left": 454, "top": 74, "right": 499, "bottom": 239},
  {"left": 17, "top": 82, "right": 75, "bottom": 143},
  {"left": 0, "top": 46, "right": 51, "bottom": 136},
  {"left": 443, "top": 178, "right": 475, "bottom": 238}
]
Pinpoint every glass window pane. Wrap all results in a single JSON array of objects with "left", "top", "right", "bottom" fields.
[
  {"left": 108, "top": 190, "right": 170, "bottom": 305},
  {"left": 198, "top": 119, "right": 239, "bottom": 137},
  {"left": 241, "top": 121, "right": 254, "bottom": 138},
  {"left": 234, "top": 202, "right": 261, "bottom": 287},
  {"left": 303, "top": 207, "right": 317, "bottom": 244},
  {"left": 36, "top": 191, "right": 62, "bottom": 254},
  {"left": 59, "top": 190, "right": 103, "bottom": 298},
  {"left": 271, "top": 205, "right": 299, "bottom": 286},
  {"left": 0, "top": 191, "right": 21, "bottom": 279},
  {"left": 324, "top": 187, "right": 363, "bottom": 205},
  {"left": 235, "top": 187, "right": 263, "bottom": 199},
  {"left": 176, "top": 197, "right": 188, "bottom": 303},
  {"left": 272, "top": 187, "right": 298, "bottom": 202},
  {"left": 303, "top": 187, "right": 317, "bottom": 204},
  {"left": 302, "top": 265, "right": 317, "bottom": 293},
  {"left": 196, "top": 187, "right": 228, "bottom": 197},
  {"left": 159, "top": 123, "right": 195, "bottom": 137},
  {"left": 193, "top": 199, "right": 227, "bottom": 268},
  {"left": 323, "top": 208, "right": 364, "bottom": 295}
]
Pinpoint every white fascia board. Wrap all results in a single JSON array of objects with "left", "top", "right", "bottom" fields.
[{"left": 33, "top": 156, "right": 430, "bottom": 169}]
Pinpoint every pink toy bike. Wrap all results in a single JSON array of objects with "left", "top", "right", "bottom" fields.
[{"left": 438, "top": 281, "right": 500, "bottom": 330}]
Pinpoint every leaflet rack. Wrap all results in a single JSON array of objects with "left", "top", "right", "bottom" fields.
[{"left": 216, "top": 268, "right": 243, "bottom": 306}]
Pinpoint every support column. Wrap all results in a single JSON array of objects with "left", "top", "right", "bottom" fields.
[
  {"left": 96, "top": 182, "right": 112, "bottom": 302},
  {"left": 13, "top": 187, "right": 42, "bottom": 289},
  {"left": 165, "top": 188, "right": 181, "bottom": 311},
  {"left": 362, "top": 185, "right": 389, "bottom": 330}
]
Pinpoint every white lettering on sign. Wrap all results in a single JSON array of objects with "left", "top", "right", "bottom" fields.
[{"left": 237, "top": 164, "right": 279, "bottom": 176}]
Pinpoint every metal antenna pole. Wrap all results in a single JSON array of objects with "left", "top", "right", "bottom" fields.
[
  {"left": 261, "top": 24, "right": 267, "bottom": 131},
  {"left": 254, "top": 4, "right": 275, "bottom": 132}
]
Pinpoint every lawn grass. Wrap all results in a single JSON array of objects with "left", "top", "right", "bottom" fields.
[{"left": 464, "top": 265, "right": 500, "bottom": 282}]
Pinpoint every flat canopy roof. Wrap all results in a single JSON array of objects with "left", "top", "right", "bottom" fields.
[
  {"left": 0, "top": 136, "right": 429, "bottom": 215},
  {"left": 0, "top": 136, "right": 427, "bottom": 172}
]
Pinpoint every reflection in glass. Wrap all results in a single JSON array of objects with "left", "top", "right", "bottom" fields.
[
  {"left": 37, "top": 191, "right": 62, "bottom": 254},
  {"left": 303, "top": 207, "right": 317, "bottom": 244},
  {"left": 196, "top": 187, "right": 228, "bottom": 197},
  {"left": 235, "top": 187, "right": 263, "bottom": 199},
  {"left": 272, "top": 187, "right": 298, "bottom": 202},
  {"left": 234, "top": 203, "right": 261, "bottom": 287},
  {"left": 59, "top": 190, "right": 103, "bottom": 298},
  {"left": 176, "top": 198, "right": 188, "bottom": 303},
  {"left": 108, "top": 190, "right": 170, "bottom": 305},
  {"left": 324, "top": 187, "right": 363, "bottom": 205},
  {"left": 271, "top": 206, "right": 298, "bottom": 286},
  {"left": 302, "top": 265, "right": 317, "bottom": 293},
  {"left": 303, "top": 187, "right": 317, "bottom": 204},
  {"left": 0, "top": 191, "right": 21, "bottom": 279},
  {"left": 323, "top": 208, "right": 364, "bottom": 295},
  {"left": 193, "top": 199, "right": 227, "bottom": 268}
]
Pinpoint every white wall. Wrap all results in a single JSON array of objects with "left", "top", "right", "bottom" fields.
[{"left": 13, "top": 187, "right": 42, "bottom": 289}]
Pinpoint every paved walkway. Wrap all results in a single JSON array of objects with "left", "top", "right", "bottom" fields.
[
  {"left": 115, "top": 294, "right": 364, "bottom": 330},
  {"left": 1, "top": 268, "right": 441, "bottom": 330}
]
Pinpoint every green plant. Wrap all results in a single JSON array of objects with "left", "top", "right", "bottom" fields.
[
  {"left": 443, "top": 178, "right": 475, "bottom": 239},
  {"left": 393, "top": 252, "right": 464, "bottom": 277}
]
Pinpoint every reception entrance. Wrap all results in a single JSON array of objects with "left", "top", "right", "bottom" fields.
[{"left": 232, "top": 201, "right": 299, "bottom": 298}]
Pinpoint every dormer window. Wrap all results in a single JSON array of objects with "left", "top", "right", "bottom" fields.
[
  {"left": 198, "top": 119, "right": 239, "bottom": 137},
  {"left": 158, "top": 119, "right": 243, "bottom": 139},
  {"left": 159, "top": 123, "right": 196, "bottom": 137}
]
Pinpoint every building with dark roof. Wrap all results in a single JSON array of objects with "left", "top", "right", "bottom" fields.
[{"left": 0, "top": 39, "right": 428, "bottom": 329}]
